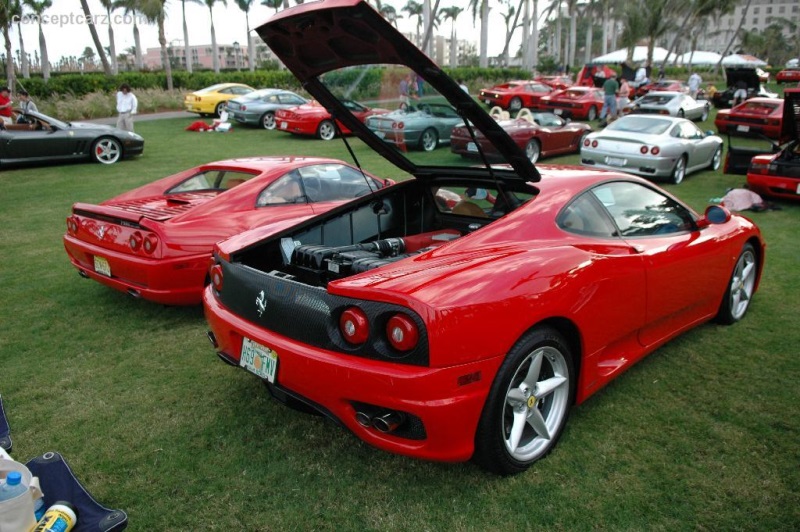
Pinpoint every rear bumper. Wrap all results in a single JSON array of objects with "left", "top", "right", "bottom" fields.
[
  {"left": 746, "top": 173, "right": 800, "bottom": 201},
  {"left": 63, "top": 234, "right": 210, "bottom": 305},
  {"left": 581, "top": 150, "right": 678, "bottom": 178},
  {"left": 203, "top": 286, "right": 502, "bottom": 463}
]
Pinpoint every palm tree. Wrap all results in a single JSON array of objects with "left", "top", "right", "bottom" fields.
[
  {"left": 139, "top": 0, "right": 173, "bottom": 89},
  {"left": 402, "top": 1, "right": 423, "bottom": 46},
  {"left": 179, "top": 0, "right": 201, "bottom": 73},
  {"left": 717, "top": 0, "right": 754, "bottom": 72},
  {"left": 234, "top": 0, "right": 256, "bottom": 72},
  {"left": 420, "top": 0, "right": 441, "bottom": 56},
  {"left": 114, "top": 0, "right": 144, "bottom": 70},
  {"left": 79, "top": 0, "right": 112, "bottom": 75},
  {"left": 499, "top": 2, "right": 521, "bottom": 67},
  {"left": 373, "top": 1, "right": 400, "bottom": 27},
  {"left": 23, "top": 0, "right": 50, "bottom": 80},
  {"left": 10, "top": 1, "right": 29, "bottom": 78},
  {"left": 440, "top": 5, "right": 463, "bottom": 67},
  {"left": 261, "top": 0, "right": 282, "bottom": 13},
  {"left": 203, "top": 0, "right": 226, "bottom": 74},
  {"left": 99, "top": 0, "right": 119, "bottom": 74},
  {"left": 467, "top": 0, "right": 491, "bottom": 68},
  {"left": 1, "top": 1, "right": 16, "bottom": 91}
]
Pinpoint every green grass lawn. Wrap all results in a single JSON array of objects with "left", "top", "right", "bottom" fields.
[{"left": 1, "top": 114, "right": 798, "bottom": 530}]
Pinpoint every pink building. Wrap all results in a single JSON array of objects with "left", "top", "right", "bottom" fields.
[{"left": 143, "top": 43, "right": 275, "bottom": 70}]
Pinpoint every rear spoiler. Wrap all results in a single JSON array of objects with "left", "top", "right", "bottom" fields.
[{"left": 72, "top": 202, "right": 146, "bottom": 226}]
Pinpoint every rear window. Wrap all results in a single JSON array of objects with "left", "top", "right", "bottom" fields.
[{"left": 168, "top": 170, "right": 257, "bottom": 193}]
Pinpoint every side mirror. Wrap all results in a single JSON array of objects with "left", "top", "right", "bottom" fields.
[
  {"left": 705, "top": 130, "right": 715, "bottom": 137},
  {"left": 698, "top": 204, "right": 731, "bottom": 228}
]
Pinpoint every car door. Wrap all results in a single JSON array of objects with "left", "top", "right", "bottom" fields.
[
  {"left": 2, "top": 123, "right": 75, "bottom": 161},
  {"left": 677, "top": 121, "right": 715, "bottom": 168},
  {"left": 594, "top": 181, "right": 730, "bottom": 347}
]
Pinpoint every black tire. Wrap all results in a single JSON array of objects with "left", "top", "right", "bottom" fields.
[
  {"left": 419, "top": 128, "right": 438, "bottom": 151},
  {"left": 261, "top": 111, "right": 276, "bottom": 130},
  {"left": 317, "top": 119, "right": 336, "bottom": 140},
  {"left": 91, "top": 137, "right": 122, "bottom": 164},
  {"left": 678, "top": 108, "right": 685, "bottom": 118},
  {"left": 670, "top": 155, "right": 687, "bottom": 185},
  {"left": 586, "top": 106, "right": 597, "bottom": 121},
  {"left": 214, "top": 102, "right": 226, "bottom": 118},
  {"left": 524, "top": 138, "right": 541, "bottom": 163},
  {"left": 715, "top": 243, "right": 758, "bottom": 325},
  {"left": 508, "top": 97, "right": 523, "bottom": 113},
  {"left": 473, "top": 326, "right": 575, "bottom": 475}
]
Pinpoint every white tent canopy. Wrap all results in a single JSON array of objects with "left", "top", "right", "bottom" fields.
[
  {"left": 677, "top": 51, "right": 722, "bottom": 65},
  {"left": 721, "top": 54, "right": 767, "bottom": 67},
  {"left": 592, "top": 46, "right": 671, "bottom": 64}
]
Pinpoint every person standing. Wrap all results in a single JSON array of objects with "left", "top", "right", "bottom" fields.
[
  {"left": 617, "top": 77, "right": 631, "bottom": 115},
  {"left": 116, "top": 83, "right": 138, "bottom": 132},
  {"left": 688, "top": 71, "right": 702, "bottom": 99},
  {"left": 599, "top": 75, "right": 619, "bottom": 126},
  {"left": 0, "top": 87, "right": 13, "bottom": 125}
]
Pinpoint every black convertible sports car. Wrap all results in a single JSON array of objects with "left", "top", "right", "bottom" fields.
[{"left": 0, "top": 110, "right": 145, "bottom": 167}]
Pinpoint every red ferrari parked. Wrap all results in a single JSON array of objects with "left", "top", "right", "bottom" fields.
[
  {"left": 450, "top": 109, "right": 591, "bottom": 162},
  {"left": 478, "top": 80, "right": 553, "bottom": 112},
  {"left": 539, "top": 86, "right": 604, "bottom": 121},
  {"left": 633, "top": 79, "right": 688, "bottom": 98},
  {"left": 275, "top": 99, "right": 389, "bottom": 140},
  {"left": 534, "top": 75, "right": 573, "bottom": 90},
  {"left": 776, "top": 69, "right": 800, "bottom": 84},
  {"left": 63, "top": 157, "right": 392, "bottom": 305},
  {"left": 714, "top": 97, "right": 784, "bottom": 139},
  {"left": 203, "top": 1, "right": 765, "bottom": 475},
  {"left": 746, "top": 89, "right": 800, "bottom": 201}
]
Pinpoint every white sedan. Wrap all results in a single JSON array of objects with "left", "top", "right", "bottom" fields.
[
  {"left": 580, "top": 115, "right": 723, "bottom": 184},
  {"left": 626, "top": 91, "right": 710, "bottom": 122}
]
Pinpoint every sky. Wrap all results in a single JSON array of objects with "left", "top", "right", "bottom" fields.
[{"left": 12, "top": 1, "right": 526, "bottom": 66}]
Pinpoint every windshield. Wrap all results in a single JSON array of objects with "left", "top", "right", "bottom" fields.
[{"left": 606, "top": 116, "right": 672, "bottom": 135}]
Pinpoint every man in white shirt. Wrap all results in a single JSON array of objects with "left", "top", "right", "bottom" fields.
[
  {"left": 688, "top": 72, "right": 702, "bottom": 99},
  {"left": 116, "top": 83, "right": 138, "bottom": 132}
]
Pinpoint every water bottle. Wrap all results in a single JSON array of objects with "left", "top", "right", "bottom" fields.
[{"left": 0, "top": 471, "right": 27, "bottom": 501}]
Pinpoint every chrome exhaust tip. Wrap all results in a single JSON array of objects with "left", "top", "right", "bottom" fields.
[
  {"left": 355, "top": 411, "right": 372, "bottom": 428},
  {"left": 372, "top": 411, "right": 405, "bottom": 433},
  {"left": 206, "top": 331, "right": 218, "bottom": 349},
  {"left": 127, "top": 288, "right": 141, "bottom": 299},
  {"left": 78, "top": 270, "right": 89, "bottom": 279}
]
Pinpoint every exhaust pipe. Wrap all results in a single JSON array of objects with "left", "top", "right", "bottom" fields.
[
  {"left": 355, "top": 411, "right": 372, "bottom": 428},
  {"left": 372, "top": 411, "right": 405, "bottom": 433},
  {"left": 78, "top": 270, "right": 89, "bottom": 278},
  {"left": 127, "top": 288, "right": 141, "bottom": 299},
  {"left": 206, "top": 331, "right": 218, "bottom": 348}
]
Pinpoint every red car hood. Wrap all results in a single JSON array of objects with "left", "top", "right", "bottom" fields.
[
  {"left": 782, "top": 88, "right": 800, "bottom": 144},
  {"left": 257, "top": 0, "right": 539, "bottom": 183}
]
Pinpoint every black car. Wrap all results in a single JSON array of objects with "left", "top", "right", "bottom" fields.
[
  {"left": 711, "top": 67, "right": 778, "bottom": 109},
  {"left": 0, "top": 110, "right": 145, "bottom": 167}
]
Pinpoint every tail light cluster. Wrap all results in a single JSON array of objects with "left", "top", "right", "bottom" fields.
[
  {"left": 748, "top": 162, "right": 770, "bottom": 175},
  {"left": 66, "top": 215, "right": 80, "bottom": 235},
  {"left": 583, "top": 139, "right": 599, "bottom": 148},
  {"left": 392, "top": 122, "right": 405, "bottom": 130},
  {"left": 209, "top": 264, "right": 224, "bottom": 291},
  {"left": 129, "top": 231, "right": 158, "bottom": 254},
  {"left": 639, "top": 145, "right": 661, "bottom": 155},
  {"left": 339, "top": 305, "right": 420, "bottom": 353}
]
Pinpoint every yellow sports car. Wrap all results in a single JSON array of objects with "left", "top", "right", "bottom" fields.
[{"left": 184, "top": 83, "right": 255, "bottom": 117}]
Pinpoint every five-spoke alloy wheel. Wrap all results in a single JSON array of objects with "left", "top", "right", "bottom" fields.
[{"left": 92, "top": 138, "right": 122, "bottom": 165}]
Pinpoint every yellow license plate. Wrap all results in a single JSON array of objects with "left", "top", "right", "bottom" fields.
[{"left": 94, "top": 256, "right": 111, "bottom": 277}]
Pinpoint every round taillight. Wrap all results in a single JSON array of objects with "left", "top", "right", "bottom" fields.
[
  {"left": 640, "top": 145, "right": 648, "bottom": 154},
  {"left": 67, "top": 216, "right": 79, "bottom": 234},
  {"left": 210, "top": 264, "right": 223, "bottom": 291},
  {"left": 386, "top": 314, "right": 419, "bottom": 352},
  {"left": 583, "top": 138, "right": 590, "bottom": 147},
  {"left": 340, "top": 307, "right": 369, "bottom": 345},
  {"left": 241, "top": 105, "right": 246, "bottom": 111},
  {"left": 651, "top": 146, "right": 660, "bottom": 155},
  {"left": 129, "top": 232, "right": 142, "bottom": 251},
  {"left": 591, "top": 140, "right": 598, "bottom": 148},
  {"left": 143, "top": 234, "right": 158, "bottom": 254}
]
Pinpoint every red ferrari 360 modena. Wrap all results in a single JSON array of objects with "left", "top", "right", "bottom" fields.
[
  {"left": 63, "top": 157, "right": 391, "bottom": 305},
  {"left": 775, "top": 69, "right": 800, "bottom": 84},
  {"left": 746, "top": 88, "right": 800, "bottom": 201},
  {"left": 477, "top": 80, "right": 553, "bottom": 112},
  {"left": 275, "top": 99, "right": 389, "bottom": 140},
  {"left": 714, "top": 97, "right": 784, "bottom": 140},
  {"left": 539, "top": 86, "right": 605, "bottom": 121},
  {"left": 204, "top": 0, "right": 765, "bottom": 476}
]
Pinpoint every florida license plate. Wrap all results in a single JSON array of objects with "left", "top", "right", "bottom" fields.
[
  {"left": 737, "top": 125, "right": 750, "bottom": 132},
  {"left": 240, "top": 337, "right": 278, "bottom": 383},
  {"left": 280, "top": 121, "right": 288, "bottom": 129},
  {"left": 554, "top": 109, "right": 563, "bottom": 115},
  {"left": 605, "top": 157, "right": 626, "bottom": 167},
  {"left": 467, "top": 142, "right": 478, "bottom": 152},
  {"left": 94, "top": 255, "right": 111, "bottom": 277}
]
